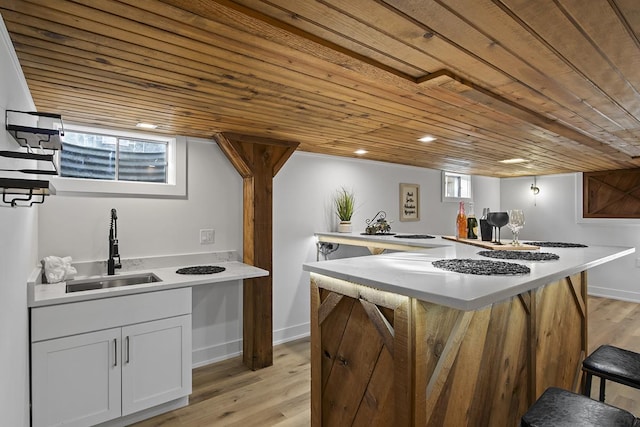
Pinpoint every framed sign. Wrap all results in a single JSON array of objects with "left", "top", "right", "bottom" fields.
[{"left": 399, "top": 183, "right": 420, "bottom": 221}]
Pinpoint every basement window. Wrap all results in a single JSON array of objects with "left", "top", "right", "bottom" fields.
[
  {"left": 442, "top": 171, "right": 472, "bottom": 202},
  {"left": 51, "top": 125, "right": 186, "bottom": 197}
]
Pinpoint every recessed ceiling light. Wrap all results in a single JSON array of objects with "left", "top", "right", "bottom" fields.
[
  {"left": 136, "top": 122, "right": 157, "bottom": 129},
  {"left": 499, "top": 158, "right": 527, "bottom": 164},
  {"left": 354, "top": 149, "right": 368, "bottom": 155},
  {"left": 418, "top": 135, "right": 436, "bottom": 143}
]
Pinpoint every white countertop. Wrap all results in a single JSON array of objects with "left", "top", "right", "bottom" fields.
[
  {"left": 304, "top": 234, "right": 635, "bottom": 310},
  {"left": 29, "top": 260, "right": 269, "bottom": 308}
]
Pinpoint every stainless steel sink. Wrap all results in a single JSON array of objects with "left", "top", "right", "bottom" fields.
[{"left": 65, "top": 273, "right": 162, "bottom": 293}]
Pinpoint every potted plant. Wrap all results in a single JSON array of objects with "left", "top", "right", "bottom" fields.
[{"left": 334, "top": 187, "right": 355, "bottom": 233}]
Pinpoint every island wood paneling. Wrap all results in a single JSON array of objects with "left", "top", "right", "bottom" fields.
[
  {"left": 1, "top": 0, "right": 640, "bottom": 177},
  {"left": 310, "top": 271, "right": 588, "bottom": 426},
  {"left": 584, "top": 169, "right": 640, "bottom": 218}
]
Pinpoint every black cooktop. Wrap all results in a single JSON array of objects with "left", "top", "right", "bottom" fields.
[{"left": 176, "top": 265, "right": 226, "bottom": 275}]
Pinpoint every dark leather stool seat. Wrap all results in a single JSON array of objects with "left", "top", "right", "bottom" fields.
[
  {"left": 583, "top": 344, "right": 640, "bottom": 402},
  {"left": 521, "top": 387, "right": 639, "bottom": 427}
]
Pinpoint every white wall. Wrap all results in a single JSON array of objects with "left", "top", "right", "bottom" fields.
[
  {"left": 0, "top": 15, "right": 38, "bottom": 427},
  {"left": 501, "top": 174, "right": 640, "bottom": 301},
  {"left": 38, "top": 137, "right": 243, "bottom": 260},
  {"left": 273, "top": 152, "right": 500, "bottom": 340}
]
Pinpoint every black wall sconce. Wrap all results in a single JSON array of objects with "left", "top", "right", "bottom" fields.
[{"left": 530, "top": 176, "right": 540, "bottom": 195}]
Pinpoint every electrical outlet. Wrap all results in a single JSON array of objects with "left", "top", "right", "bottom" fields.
[{"left": 200, "top": 229, "right": 215, "bottom": 245}]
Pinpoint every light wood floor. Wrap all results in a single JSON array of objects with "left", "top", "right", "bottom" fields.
[
  {"left": 132, "top": 338, "right": 311, "bottom": 427},
  {"left": 587, "top": 296, "right": 640, "bottom": 415},
  {"left": 134, "top": 296, "right": 640, "bottom": 426}
]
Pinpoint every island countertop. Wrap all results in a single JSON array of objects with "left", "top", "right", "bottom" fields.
[{"left": 304, "top": 234, "right": 634, "bottom": 310}]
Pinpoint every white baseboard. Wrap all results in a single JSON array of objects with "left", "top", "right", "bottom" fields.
[
  {"left": 273, "top": 322, "right": 310, "bottom": 346},
  {"left": 588, "top": 286, "right": 640, "bottom": 303},
  {"left": 192, "top": 339, "right": 242, "bottom": 368},
  {"left": 192, "top": 322, "right": 310, "bottom": 368}
]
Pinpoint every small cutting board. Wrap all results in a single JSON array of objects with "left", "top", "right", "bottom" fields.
[{"left": 442, "top": 236, "right": 540, "bottom": 251}]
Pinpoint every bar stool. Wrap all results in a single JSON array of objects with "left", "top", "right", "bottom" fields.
[
  {"left": 521, "top": 387, "right": 639, "bottom": 427},
  {"left": 582, "top": 344, "right": 640, "bottom": 402}
]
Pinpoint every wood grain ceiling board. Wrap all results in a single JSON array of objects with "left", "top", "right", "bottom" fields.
[{"left": 1, "top": 0, "right": 640, "bottom": 177}]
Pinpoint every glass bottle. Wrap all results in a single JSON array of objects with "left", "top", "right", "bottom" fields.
[
  {"left": 480, "top": 208, "right": 492, "bottom": 242},
  {"left": 467, "top": 203, "right": 478, "bottom": 239},
  {"left": 456, "top": 201, "right": 467, "bottom": 239}
]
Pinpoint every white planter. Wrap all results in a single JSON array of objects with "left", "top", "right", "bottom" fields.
[{"left": 337, "top": 221, "right": 352, "bottom": 233}]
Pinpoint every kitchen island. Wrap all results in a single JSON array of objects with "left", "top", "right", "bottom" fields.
[{"left": 303, "top": 234, "right": 634, "bottom": 426}]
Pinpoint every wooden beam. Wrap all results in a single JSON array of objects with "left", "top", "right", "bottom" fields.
[{"left": 214, "top": 132, "right": 298, "bottom": 370}]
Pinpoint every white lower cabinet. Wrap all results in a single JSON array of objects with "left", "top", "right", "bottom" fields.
[
  {"left": 32, "top": 328, "right": 122, "bottom": 427},
  {"left": 121, "top": 316, "right": 191, "bottom": 416},
  {"left": 30, "top": 288, "right": 192, "bottom": 427}
]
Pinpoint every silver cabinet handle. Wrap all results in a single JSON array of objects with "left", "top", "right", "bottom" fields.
[
  {"left": 113, "top": 338, "right": 117, "bottom": 367},
  {"left": 125, "top": 336, "right": 130, "bottom": 364}
]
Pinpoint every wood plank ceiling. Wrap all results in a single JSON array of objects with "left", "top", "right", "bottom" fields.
[{"left": 1, "top": 0, "right": 640, "bottom": 177}]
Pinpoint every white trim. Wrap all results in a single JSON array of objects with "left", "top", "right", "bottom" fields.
[
  {"left": 575, "top": 172, "right": 640, "bottom": 226},
  {"left": 273, "top": 322, "right": 310, "bottom": 345},
  {"left": 588, "top": 286, "right": 640, "bottom": 304},
  {"left": 191, "top": 339, "right": 242, "bottom": 368},
  {"left": 51, "top": 125, "right": 187, "bottom": 198},
  {"left": 0, "top": 13, "right": 35, "bottom": 111}
]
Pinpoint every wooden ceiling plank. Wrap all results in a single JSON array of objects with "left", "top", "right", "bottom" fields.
[
  {"left": 229, "top": 0, "right": 442, "bottom": 76},
  {"left": 6, "top": 1, "right": 580, "bottom": 154},
  {"left": 499, "top": 0, "right": 640, "bottom": 129},
  {"left": 3, "top": 2, "right": 424, "bottom": 123},
  {"left": 557, "top": 0, "right": 640, "bottom": 115},
  {"left": 3, "top": 16, "right": 431, "bottom": 127},
  {"left": 613, "top": 0, "right": 640, "bottom": 41},
  {"left": 494, "top": 81, "right": 639, "bottom": 152},
  {"left": 435, "top": 76, "right": 633, "bottom": 161},
  {"left": 441, "top": 0, "right": 640, "bottom": 134},
  {"left": 2, "top": 0, "right": 638, "bottom": 176},
  {"left": 388, "top": 2, "right": 640, "bottom": 160},
  {"left": 15, "top": 46, "right": 410, "bottom": 139},
  {"left": 11, "top": 28, "right": 552, "bottom": 154},
  {"left": 101, "top": 0, "right": 426, "bottom": 89},
  {"left": 26, "top": 56, "right": 636, "bottom": 173},
  {"left": 383, "top": 0, "right": 612, "bottom": 125},
  {"left": 18, "top": 66, "right": 370, "bottom": 139}
]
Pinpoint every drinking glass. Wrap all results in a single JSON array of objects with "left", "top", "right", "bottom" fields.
[
  {"left": 507, "top": 209, "right": 525, "bottom": 246},
  {"left": 486, "top": 212, "right": 509, "bottom": 245}
]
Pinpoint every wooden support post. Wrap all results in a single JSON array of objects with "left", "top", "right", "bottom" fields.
[{"left": 214, "top": 132, "right": 298, "bottom": 370}]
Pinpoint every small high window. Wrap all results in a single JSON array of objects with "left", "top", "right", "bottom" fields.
[
  {"left": 61, "top": 131, "right": 168, "bottom": 183},
  {"left": 50, "top": 124, "right": 186, "bottom": 198},
  {"left": 442, "top": 171, "right": 472, "bottom": 202}
]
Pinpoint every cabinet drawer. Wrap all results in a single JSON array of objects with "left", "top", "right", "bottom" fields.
[{"left": 31, "top": 287, "right": 191, "bottom": 342}]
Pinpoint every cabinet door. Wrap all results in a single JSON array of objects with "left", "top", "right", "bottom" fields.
[
  {"left": 121, "top": 315, "right": 192, "bottom": 415},
  {"left": 31, "top": 328, "right": 121, "bottom": 427}
]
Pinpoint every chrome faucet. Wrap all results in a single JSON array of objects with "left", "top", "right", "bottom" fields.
[{"left": 107, "top": 208, "right": 122, "bottom": 275}]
